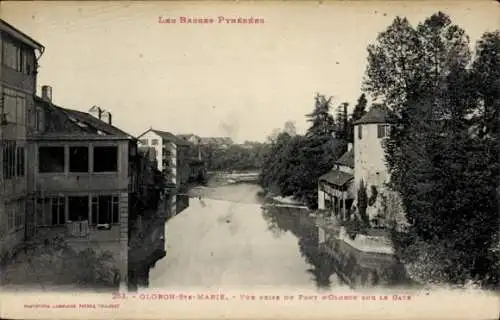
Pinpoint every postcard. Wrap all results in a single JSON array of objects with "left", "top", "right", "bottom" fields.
[{"left": 0, "top": 0, "right": 498, "bottom": 319}]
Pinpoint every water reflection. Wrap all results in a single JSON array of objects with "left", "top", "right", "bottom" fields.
[
  {"left": 128, "top": 194, "right": 188, "bottom": 291},
  {"left": 262, "top": 205, "right": 338, "bottom": 289},
  {"left": 129, "top": 188, "right": 412, "bottom": 291},
  {"left": 261, "top": 205, "right": 412, "bottom": 289}
]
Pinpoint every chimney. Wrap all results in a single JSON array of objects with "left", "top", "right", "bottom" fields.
[
  {"left": 347, "top": 142, "right": 353, "bottom": 152},
  {"left": 107, "top": 112, "right": 112, "bottom": 125},
  {"left": 41, "top": 85, "right": 52, "bottom": 102}
]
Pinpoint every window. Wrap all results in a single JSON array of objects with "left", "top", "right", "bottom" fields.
[
  {"left": 91, "top": 195, "right": 119, "bottom": 225},
  {"left": 7, "top": 203, "right": 14, "bottom": 231},
  {"left": 51, "top": 197, "right": 66, "bottom": 225},
  {"left": 2, "top": 40, "right": 21, "bottom": 71},
  {"left": 151, "top": 139, "right": 159, "bottom": 146},
  {"left": 39, "top": 146, "right": 65, "bottom": 173},
  {"left": 16, "top": 146, "right": 25, "bottom": 176},
  {"left": 69, "top": 146, "right": 89, "bottom": 172},
  {"left": 2, "top": 141, "right": 16, "bottom": 179},
  {"left": 377, "top": 125, "right": 390, "bottom": 138},
  {"left": 2, "top": 40, "right": 30, "bottom": 73},
  {"left": 1, "top": 90, "right": 26, "bottom": 126},
  {"left": 15, "top": 200, "right": 25, "bottom": 229},
  {"left": 93, "top": 146, "right": 118, "bottom": 172},
  {"left": 2, "top": 93, "right": 16, "bottom": 124},
  {"left": 358, "top": 125, "right": 363, "bottom": 140},
  {"left": 16, "top": 96, "right": 26, "bottom": 124},
  {"left": 68, "top": 196, "right": 89, "bottom": 222},
  {"left": 139, "top": 139, "right": 148, "bottom": 145},
  {"left": 35, "top": 107, "right": 44, "bottom": 131},
  {"left": 36, "top": 197, "right": 66, "bottom": 226}
]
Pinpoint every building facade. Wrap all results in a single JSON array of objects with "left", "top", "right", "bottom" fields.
[
  {"left": 353, "top": 105, "right": 393, "bottom": 197},
  {"left": 318, "top": 104, "right": 396, "bottom": 224},
  {"left": 318, "top": 144, "right": 355, "bottom": 219},
  {"left": 0, "top": 20, "right": 44, "bottom": 260},
  {"left": 30, "top": 90, "right": 138, "bottom": 287}
]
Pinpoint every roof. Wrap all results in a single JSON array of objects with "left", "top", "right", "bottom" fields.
[
  {"left": 335, "top": 149, "right": 354, "bottom": 168},
  {"left": 353, "top": 104, "right": 395, "bottom": 125},
  {"left": 34, "top": 96, "right": 136, "bottom": 140},
  {"left": 0, "top": 19, "right": 44, "bottom": 50},
  {"left": 138, "top": 128, "right": 192, "bottom": 146},
  {"left": 319, "top": 170, "right": 354, "bottom": 187}
]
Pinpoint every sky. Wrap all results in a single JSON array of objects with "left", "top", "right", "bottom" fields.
[{"left": 2, "top": 1, "right": 498, "bottom": 143}]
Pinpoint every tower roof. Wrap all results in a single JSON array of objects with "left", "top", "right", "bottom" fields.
[{"left": 353, "top": 104, "right": 395, "bottom": 125}]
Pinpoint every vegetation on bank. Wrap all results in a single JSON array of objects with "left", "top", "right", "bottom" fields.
[
  {"left": 258, "top": 11, "right": 499, "bottom": 290},
  {"left": 259, "top": 95, "right": 367, "bottom": 208},
  {"left": 365, "top": 12, "right": 499, "bottom": 288},
  {"left": 200, "top": 142, "right": 269, "bottom": 172},
  {"left": 1, "top": 235, "right": 120, "bottom": 290}
]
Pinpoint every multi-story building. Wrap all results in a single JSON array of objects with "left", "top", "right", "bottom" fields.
[
  {"left": 30, "top": 88, "right": 140, "bottom": 288},
  {"left": 138, "top": 129, "right": 195, "bottom": 190},
  {"left": 0, "top": 19, "right": 45, "bottom": 261},
  {"left": 318, "top": 105, "right": 395, "bottom": 223},
  {"left": 177, "top": 133, "right": 206, "bottom": 183},
  {"left": 137, "top": 128, "right": 193, "bottom": 216}
]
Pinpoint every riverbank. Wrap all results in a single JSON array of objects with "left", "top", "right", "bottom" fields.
[{"left": 262, "top": 190, "right": 395, "bottom": 255}]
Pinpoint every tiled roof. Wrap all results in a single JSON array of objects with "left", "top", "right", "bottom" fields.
[
  {"left": 319, "top": 170, "right": 353, "bottom": 187},
  {"left": 353, "top": 104, "right": 395, "bottom": 125},
  {"left": 177, "top": 134, "right": 195, "bottom": 140},
  {"left": 150, "top": 129, "right": 192, "bottom": 146},
  {"left": 59, "top": 107, "right": 135, "bottom": 138},
  {"left": 335, "top": 149, "right": 354, "bottom": 168},
  {"left": 34, "top": 96, "right": 135, "bottom": 140}
]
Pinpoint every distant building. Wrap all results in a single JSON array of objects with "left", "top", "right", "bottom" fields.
[
  {"left": 199, "top": 137, "right": 233, "bottom": 149},
  {"left": 0, "top": 19, "right": 45, "bottom": 261},
  {"left": 177, "top": 133, "right": 201, "bottom": 146},
  {"left": 137, "top": 128, "right": 193, "bottom": 189}
]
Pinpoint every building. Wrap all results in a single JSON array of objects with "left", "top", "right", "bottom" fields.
[
  {"left": 199, "top": 136, "right": 233, "bottom": 149},
  {"left": 177, "top": 133, "right": 207, "bottom": 183},
  {"left": 30, "top": 87, "right": 143, "bottom": 288},
  {"left": 318, "top": 104, "right": 396, "bottom": 224},
  {"left": 318, "top": 144, "right": 355, "bottom": 220},
  {"left": 177, "top": 133, "right": 201, "bottom": 146},
  {"left": 137, "top": 128, "right": 193, "bottom": 188},
  {"left": 0, "top": 19, "right": 45, "bottom": 261},
  {"left": 353, "top": 105, "right": 394, "bottom": 196},
  {"left": 137, "top": 128, "right": 196, "bottom": 217}
]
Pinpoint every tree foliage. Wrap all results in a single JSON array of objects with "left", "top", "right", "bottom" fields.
[
  {"left": 364, "top": 11, "right": 499, "bottom": 287},
  {"left": 260, "top": 94, "right": 347, "bottom": 208},
  {"left": 201, "top": 142, "right": 268, "bottom": 172},
  {"left": 346, "top": 94, "right": 368, "bottom": 142}
]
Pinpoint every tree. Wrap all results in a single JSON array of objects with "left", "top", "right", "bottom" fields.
[
  {"left": 352, "top": 93, "right": 368, "bottom": 121},
  {"left": 283, "top": 121, "right": 297, "bottom": 136},
  {"left": 335, "top": 102, "right": 349, "bottom": 139},
  {"left": 357, "top": 180, "right": 369, "bottom": 226},
  {"left": 306, "top": 94, "right": 336, "bottom": 137},
  {"left": 259, "top": 93, "right": 346, "bottom": 208},
  {"left": 363, "top": 11, "right": 499, "bottom": 287},
  {"left": 363, "top": 16, "right": 422, "bottom": 113},
  {"left": 346, "top": 94, "right": 368, "bottom": 142}
]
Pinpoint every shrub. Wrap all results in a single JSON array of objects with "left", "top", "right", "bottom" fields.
[
  {"left": 368, "top": 185, "right": 378, "bottom": 206},
  {"left": 357, "top": 180, "right": 369, "bottom": 226}
]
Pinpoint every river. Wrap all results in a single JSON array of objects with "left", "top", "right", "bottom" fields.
[{"left": 138, "top": 182, "right": 411, "bottom": 291}]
